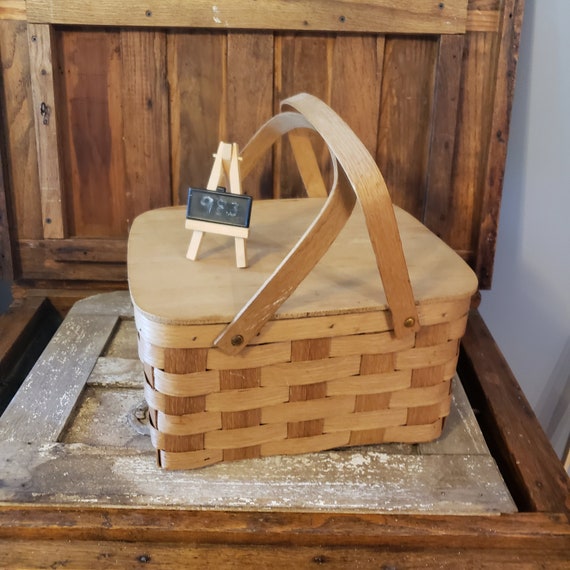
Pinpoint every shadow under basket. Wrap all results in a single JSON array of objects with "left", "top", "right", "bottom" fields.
[{"left": 128, "top": 94, "right": 478, "bottom": 470}]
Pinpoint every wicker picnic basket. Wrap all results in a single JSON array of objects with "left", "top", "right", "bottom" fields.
[{"left": 128, "top": 93, "right": 478, "bottom": 470}]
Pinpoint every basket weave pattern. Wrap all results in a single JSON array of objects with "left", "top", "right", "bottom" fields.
[{"left": 138, "top": 302, "right": 469, "bottom": 469}]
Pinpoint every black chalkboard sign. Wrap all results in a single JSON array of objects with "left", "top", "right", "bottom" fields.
[{"left": 186, "top": 187, "right": 252, "bottom": 228}]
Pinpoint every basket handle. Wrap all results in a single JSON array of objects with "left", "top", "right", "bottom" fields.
[{"left": 214, "top": 93, "right": 419, "bottom": 355}]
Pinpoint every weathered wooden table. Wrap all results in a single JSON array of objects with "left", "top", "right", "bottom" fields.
[{"left": 0, "top": 292, "right": 568, "bottom": 567}]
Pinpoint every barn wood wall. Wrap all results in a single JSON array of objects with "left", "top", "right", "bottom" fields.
[{"left": 0, "top": 0, "right": 520, "bottom": 288}]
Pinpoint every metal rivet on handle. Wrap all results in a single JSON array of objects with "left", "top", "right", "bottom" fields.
[
  {"left": 404, "top": 317, "right": 416, "bottom": 328},
  {"left": 231, "top": 335, "right": 244, "bottom": 347}
]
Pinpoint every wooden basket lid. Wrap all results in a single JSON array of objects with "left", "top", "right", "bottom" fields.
[{"left": 128, "top": 199, "right": 478, "bottom": 326}]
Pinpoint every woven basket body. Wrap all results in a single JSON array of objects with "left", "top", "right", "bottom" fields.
[{"left": 128, "top": 94, "right": 478, "bottom": 469}]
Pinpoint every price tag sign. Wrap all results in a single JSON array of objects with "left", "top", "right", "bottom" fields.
[{"left": 186, "top": 187, "right": 252, "bottom": 228}]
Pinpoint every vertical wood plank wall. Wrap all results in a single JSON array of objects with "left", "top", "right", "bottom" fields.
[{"left": 0, "top": 0, "right": 521, "bottom": 288}]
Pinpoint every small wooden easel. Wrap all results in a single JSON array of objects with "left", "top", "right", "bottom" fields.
[{"left": 185, "top": 142, "right": 249, "bottom": 268}]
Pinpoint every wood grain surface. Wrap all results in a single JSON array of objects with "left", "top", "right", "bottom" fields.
[
  {"left": 0, "top": 292, "right": 514, "bottom": 516},
  {"left": 26, "top": 0, "right": 469, "bottom": 33},
  {"left": 0, "top": 3, "right": 516, "bottom": 284},
  {"left": 1, "top": 291, "right": 568, "bottom": 568}
]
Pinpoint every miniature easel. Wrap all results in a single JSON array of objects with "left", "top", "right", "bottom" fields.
[{"left": 185, "top": 142, "right": 248, "bottom": 268}]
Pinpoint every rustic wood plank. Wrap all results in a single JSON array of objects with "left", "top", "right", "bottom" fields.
[
  {"left": 19, "top": 238, "right": 127, "bottom": 262},
  {"left": 0, "top": 292, "right": 515, "bottom": 515},
  {"left": 377, "top": 36, "right": 439, "bottom": 219},
  {"left": 0, "top": 128, "right": 13, "bottom": 280},
  {"left": 18, "top": 239, "right": 127, "bottom": 281},
  {"left": 424, "top": 34, "right": 465, "bottom": 238},
  {"left": 288, "top": 338, "right": 330, "bottom": 438},
  {"left": 58, "top": 29, "right": 127, "bottom": 237},
  {"left": 0, "top": 439, "right": 516, "bottom": 514},
  {"left": 330, "top": 34, "right": 384, "bottom": 158},
  {"left": 11, "top": 287, "right": 128, "bottom": 317},
  {"left": 3, "top": 540, "right": 570, "bottom": 569},
  {"left": 27, "top": 23, "right": 65, "bottom": 238},
  {"left": 0, "top": 0, "right": 26, "bottom": 21},
  {"left": 168, "top": 31, "right": 226, "bottom": 205},
  {"left": 0, "top": 20, "right": 42, "bottom": 242},
  {"left": 101, "top": 319, "right": 139, "bottom": 359},
  {"left": 0, "top": 314, "right": 118, "bottom": 442},
  {"left": 87, "top": 357, "right": 143, "bottom": 388},
  {"left": 476, "top": 0, "right": 524, "bottom": 287},
  {"left": 275, "top": 34, "right": 332, "bottom": 199},
  {"left": 447, "top": 29, "right": 499, "bottom": 268},
  {"left": 226, "top": 33, "right": 274, "bottom": 199},
  {"left": 467, "top": 4, "right": 500, "bottom": 32},
  {"left": 61, "top": 386, "right": 149, "bottom": 450},
  {"left": 120, "top": 29, "right": 171, "bottom": 227},
  {"left": 459, "top": 310, "right": 570, "bottom": 515},
  {"left": 26, "top": 0, "right": 469, "bottom": 34},
  {"left": 0, "top": 507, "right": 567, "bottom": 550}
]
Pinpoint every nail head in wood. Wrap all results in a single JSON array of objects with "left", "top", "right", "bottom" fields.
[{"left": 231, "top": 335, "right": 244, "bottom": 347}]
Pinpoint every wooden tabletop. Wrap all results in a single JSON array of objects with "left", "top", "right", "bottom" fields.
[{"left": 0, "top": 292, "right": 568, "bottom": 568}]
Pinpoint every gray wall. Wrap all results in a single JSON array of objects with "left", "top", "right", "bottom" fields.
[{"left": 480, "top": 0, "right": 570, "bottom": 458}]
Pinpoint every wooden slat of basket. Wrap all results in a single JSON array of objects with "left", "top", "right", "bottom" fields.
[
  {"left": 156, "top": 410, "right": 222, "bottom": 436},
  {"left": 205, "top": 423, "right": 286, "bottom": 450},
  {"left": 354, "top": 354, "right": 395, "bottom": 422},
  {"left": 324, "top": 408, "right": 408, "bottom": 433},
  {"left": 407, "top": 397, "right": 453, "bottom": 427},
  {"left": 326, "top": 371, "right": 411, "bottom": 397},
  {"left": 260, "top": 355, "right": 361, "bottom": 387},
  {"left": 132, "top": 298, "right": 471, "bottom": 350},
  {"left": 205, "top": 386, "right": 289, "bottom": 413},
  {"left": 134, "top": 311, "right": 223, "bottom": 349},
  {"left": 144, "top": 383, "right": 206, "bottom": 416},
  {"left": 288, "top": 338, "right": 331, "bottom": 438},
  {"left": 261, "top": 395, "right": 356, "bottom": 425},
  {"left": 389, "top": 381, "right": 452, "bottom": 409},
  {"left": 256, "top": 310, "right": 393, "bottom": 344},
  {"left": 383, "top": 420, "right": 444, "bottom": 443},
  {"left": 153, "top": 369, "right": 220, "bottom": 398},
  {"left": 394, "top": 340, "right": 458, "bottom": 369},
  {"left": 150, "top": 426, "right": 205, "bottom": 453},
  {"left": 158, "top": 448, "right": 223, "bottom": 470},
  {"left": 443, "top": 358, "right": 458, "bottom": 379},
  {"left": 355, "top": 393, "right": 391, "bottom": 413},
  {"left": 207, "top": 341, "right": 291, "bottom": 370},
  {"left": 261, "top": 432, "right": 351, "bottom": 457},
  {"left": 410, "top": 322, "right": 455, "bottom": 419},
  {"left": 329, "top": 331, "right": 416, "bottom": 358},
  {"left": 164, "top": 347, "right": 208, "bottom": 374},
  {"left": 138, "top": 336, "right": 164, "bottom": 369},
  {"left": 219, "top": 368, "right": 264, "bottom": 461}
]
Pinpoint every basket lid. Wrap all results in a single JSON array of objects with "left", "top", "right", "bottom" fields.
[{"left": 128, "top": 200, "right": 478, "bottom": 326}]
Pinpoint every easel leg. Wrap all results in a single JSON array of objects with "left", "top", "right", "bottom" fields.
[
  {"left": 186, "top": 231, "right": 204, "bottom": 260},
  {"left": 235, "top": 238, "right": 247, "bottom": 268}
]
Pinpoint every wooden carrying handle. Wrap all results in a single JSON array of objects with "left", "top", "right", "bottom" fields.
[{"left": 215, "top": 93, "right": 419, "bottom": 355}]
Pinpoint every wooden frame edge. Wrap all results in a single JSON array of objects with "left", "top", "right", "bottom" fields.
[
  {"left": 25, "top": 0, "right": 468, "bottom": 34},
  {"left": 458, "top": 309, "right": 570, "bottom": 514},
  {"left": 475, "top": 0, "right": 525, "bottom": 288}
]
